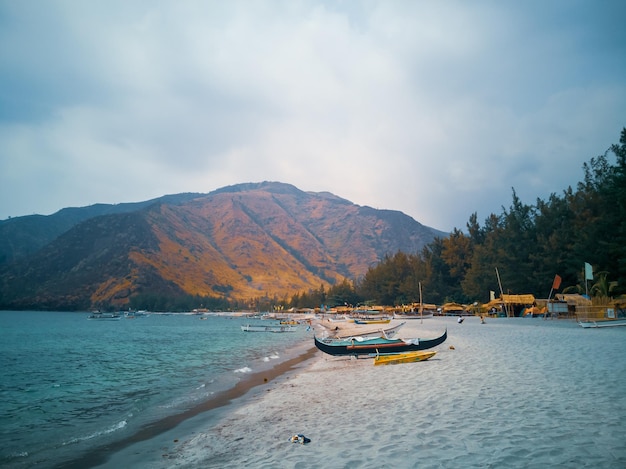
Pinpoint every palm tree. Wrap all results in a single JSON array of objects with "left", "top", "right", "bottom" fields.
[{"left": 590, "top": 271, "right": 618, "bottom": 304}]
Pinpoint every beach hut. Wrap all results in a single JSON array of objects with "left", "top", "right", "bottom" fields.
[
  {"left": 440, "top": 302, "right": 467, "bottom": 316},
  {"left": 499, "top": 294, "right": 536, "bottom": 317}
]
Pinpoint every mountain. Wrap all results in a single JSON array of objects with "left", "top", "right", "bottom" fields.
[
  {"left": 0, "top": 182, "right": 447, "bottom": 310},
  {"left": 0, "top": 193, "right": 201, "bottom": 264}
]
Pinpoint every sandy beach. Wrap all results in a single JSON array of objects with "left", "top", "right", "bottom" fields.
[{"left": 97, "top": 317, "right": 626, "bottom": 469}]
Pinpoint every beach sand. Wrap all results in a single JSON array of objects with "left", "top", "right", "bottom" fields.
[{"left": 98, "top": 317, "right": 626, "bottom": 468}]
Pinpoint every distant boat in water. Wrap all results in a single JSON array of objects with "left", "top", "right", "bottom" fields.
[
  {"left": 87, "top": 312, "right": 122, "bottom": 321},
  {"left": 241, "top": 324, "right": 297, "bottom": 333}
]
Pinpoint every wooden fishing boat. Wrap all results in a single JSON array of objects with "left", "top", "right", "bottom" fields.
[
  {"left": 374, "top": 350, "right": 437, "bottom": 366},
  {"left": 314, "top": 329, "right": 447, "bottom": 356},
  {"left": 354, "top": 318, "right": 391, "bottom": 325},
  {"left": 329, "top": 322, "right": 406, "bottom": 341},
  {"left": 241, "top": 324, "right": 297, "bottom": 332}
]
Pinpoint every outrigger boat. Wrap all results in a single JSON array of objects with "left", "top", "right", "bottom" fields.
[
  {"left": 314, "top": 329, "right": 447, "bottom": 356},
  {"left": 393, "top": 312, "right": 434, "bottom": 320},
  {"left": 578, "top": 318, "right": 626, "bottom": 328},
  {"left": 331, "top": 322, "right": 406, "bottom": 340},
  {"left": 374, "top": 350, "right": 437, "bottom": 366},
  {"left": 322, "top": 322, "right": 406, "bottom": 343},
  {"left": 354, "top": 318, "right": 391, "bottom": 325}
]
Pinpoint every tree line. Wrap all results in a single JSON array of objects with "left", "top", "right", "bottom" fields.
[{"left": 296, "top": 127, "right": 626, "bottom": 308}]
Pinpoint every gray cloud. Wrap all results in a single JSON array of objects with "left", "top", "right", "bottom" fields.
[{"left": 1, "top": 0, "right": 624, "bottom": 231}]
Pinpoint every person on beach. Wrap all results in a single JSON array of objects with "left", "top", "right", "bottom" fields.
[{"left": 457, "top": 317, "right": 464, "bottom": 324}]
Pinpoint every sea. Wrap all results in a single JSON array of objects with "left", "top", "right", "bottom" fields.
[{"left": 0, "top": 311, "right": 313, "bottom": 469}]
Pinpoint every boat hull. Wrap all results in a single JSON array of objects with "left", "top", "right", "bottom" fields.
[
  {"left": 354, "top": 319, "right": 391, "bottom": 324},
  {"left": 374, "top": 350, "right": 436, "bottom": 365},
  {"left": 314, "top": 329, "right": 447, "bottom": 356}
]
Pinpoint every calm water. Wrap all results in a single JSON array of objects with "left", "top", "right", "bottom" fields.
[{"left": 0, "top": 311, "right": 311, "bottom": 468}]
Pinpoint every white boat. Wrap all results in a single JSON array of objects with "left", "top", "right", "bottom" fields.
[
  {"left": 578, "top": 318, "right": 626, "bottom": 328},
  {"left": 393, "top": 312, "right": 434, "bottom": 320},
  {"left": 330, "top": 322, "right": 406, "bottom": 341},
  {"left": 327, "top": 315, "right": 349, "bottom": 322},
  {"left": 241, "top": 324, "right": 297, "bottom": 333},
  {"left": 577, "top": 306, "right": 626, "bottom": 328},
  {"left": 87, "top": 312, "right": 122, "bottom": 321}
]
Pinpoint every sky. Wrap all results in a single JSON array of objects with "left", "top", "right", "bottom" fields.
[{"left": 1, "top": 1, "right": 625, "bottom": 232}]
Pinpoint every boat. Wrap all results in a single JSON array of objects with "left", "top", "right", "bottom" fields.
[
  {"left": 577, "top": 318, "right": 626, "bottom": 328},
  {"left": 327, "top": 315, "right": 349, "bottom": 322},
  {"left": 354, "top": 318, "right": 391, "bottom": 325},
  {"left": 374, "top": 350, "right": 437, "bottom": 366},
  {"left": 314, "top": 329, "right": 447, "bottom": 356},
  {"left": 87, "top": 312, "right": 122, "bottom": 321},
  {"left": 576, "top": 305, "right": 626, "bottom": 328},
  {"left": 332, "top": 322, "right": 406, "bottom": 340},
  {"left": 125, "top": 310, "right": 150, "bottom": 319},
  {"left": 241, "top": 324, "right": 297, "bottom": 333},
  {"left": 393, "top": 312, "right": 434, "bottom": 320}
]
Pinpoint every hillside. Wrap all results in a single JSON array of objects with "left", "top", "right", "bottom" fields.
[{"left": 0, "top": 182, "right": 446, "bottom": 310}]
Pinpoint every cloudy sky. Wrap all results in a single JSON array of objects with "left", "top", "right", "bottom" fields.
[{"left": 1, "top": 1, "right": 624, "bottom": 232}]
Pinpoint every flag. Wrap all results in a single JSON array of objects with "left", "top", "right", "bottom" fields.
[
  {"left": 584, "top": 262, "right": 593, "bottom": 281},
  {"left": 552, "top": 274, "right": 562, "bottom": 290}
]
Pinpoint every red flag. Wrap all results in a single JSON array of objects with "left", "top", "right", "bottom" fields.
[{"left": 552, "top": 274, "right": 562, "bottom": 290}]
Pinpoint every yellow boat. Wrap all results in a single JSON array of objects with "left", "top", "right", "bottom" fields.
[{"left": 373, "top": 350, "right": 436, "bottom": 366}]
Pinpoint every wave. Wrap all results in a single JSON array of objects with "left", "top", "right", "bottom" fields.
[
  {"left": 234, "top": 366, "right": 252, "bottom": 373},
  {"left": 63, "top": 419, "right": 127, "bottom": 446}
]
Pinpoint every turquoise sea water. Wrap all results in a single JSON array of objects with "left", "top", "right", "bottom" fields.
[{"left": 0, "top": 311, "right": 311, "bottom": 468}]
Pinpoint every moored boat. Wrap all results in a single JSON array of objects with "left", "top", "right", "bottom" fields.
[
  {"left": 354, "top": 318, "right": 391, "bottom": 325},
  {"left": 87, "top": 312, "right": 122, "bottom": 321},
  {"left": 241, "top": 324, "right": 297, "bottom": 333},
  {"left": 331, "top": 322, "right": 406, "bottom": 341},
  {"left": 578, "top": 318, "right": 626, "bottom": 328},
  {"left": 314, "top": 329, "right": 447, "bottom": 356},
  {"left": 393, "top": 312, "right": 434, "bottom": 320},
  {"left": 576, "top": 304, "right": 626, "bottom": 328},
  {"left": 374, "top": 350, "right": 437, "bottom": 366}
]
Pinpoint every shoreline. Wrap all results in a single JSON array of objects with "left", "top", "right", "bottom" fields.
[
  {"left": 123, "top": 317, "right": 626, "bottom": 468},
  {"left": 58, "top": 341, "right": 320, "bottom": 469}
]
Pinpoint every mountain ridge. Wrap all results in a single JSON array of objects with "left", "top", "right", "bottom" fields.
[{"left": 0, "top": 182, "right": 447, "bottom": 310}]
